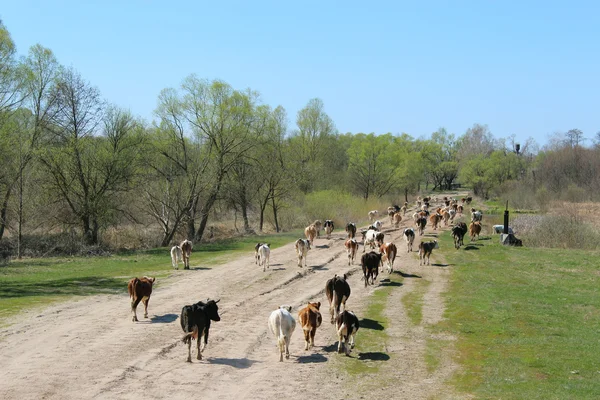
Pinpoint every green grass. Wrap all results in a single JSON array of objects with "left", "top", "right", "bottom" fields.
[
  {"left": 0, "top": 230, "right": 302, "bottom": 324},
  {"left": 438, "top": 231, "right": 600, "bottom": 399}
]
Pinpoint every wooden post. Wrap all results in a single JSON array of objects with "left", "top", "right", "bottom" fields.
[{"left": 504, "top": 200, "right": 509, "bottom": 235}]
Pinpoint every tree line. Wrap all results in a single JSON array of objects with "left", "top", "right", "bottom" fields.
[{"left": 1, "top": 21, "right": 598, "bottom": 255}]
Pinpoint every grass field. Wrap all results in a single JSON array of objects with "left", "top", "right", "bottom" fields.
[
  {"left": 438, "top": 231, "right": 600, "bottom": 399},
  {"left": 0, "top": 230, "right": 302, "bottom": 323}
]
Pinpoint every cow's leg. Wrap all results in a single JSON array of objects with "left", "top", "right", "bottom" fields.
[
  {"left": 285, "top": 336, "right": 291, "bottom": 359},
  {"left": 345, "top": 336, "right": 351, "bottom": 356},
  {"left": 186, "top": 339, "right": 192, "bottom": 363},
  {"left": 337, "top": 333, "right": 344, "bottom": 354},
  {"left": 200, "top": 328, "right": 209, "bottom": 353},
  {"left": 350, "top": 331, "right": 357, "bottom": 349},
  {"left": 131, "top": 297, "right": 141, "bottom": 322},
  {"left": 142, "top": 296, "right": 149, "bottom": 319},
  {"left": 196, "top": 337, "right": 202, "bottom": 360},
  {"left": 310, "top": 327, "right": 316, "bottom": 348},
  {"left": 266, "top": 254, "right": 269, "bottom": 270},
  {"left": 303, "top": 329, "right": 310, "bottom": 350}
]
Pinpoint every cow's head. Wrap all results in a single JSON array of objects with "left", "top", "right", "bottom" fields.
[
  {"left": 308, "top": 302, "right": 321, "bottom": 310},
  {"left": 280, "top": 305, "right": 292, "bottom": 313},
  {"left": 305, "top": 240, "right": 311, "bottom": 250},
  {"left": 205, "top": 299, "right": 221, "bottom": 322},
  {"left": 433, "top": 240, "right": 440, "bottom": 249},
  {"left": 143, "top": 276, "right": 156, "bottom": 284}
]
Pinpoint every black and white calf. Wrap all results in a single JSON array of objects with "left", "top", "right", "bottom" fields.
[
  {"left": 323, "top": 220, "right": 335, "bottom": 239},
  {"left": 336, "top": 310, "right": 359, "bottom": 356},
  {"left": 403, "top": 228, "right": 415, "bottom": 252}
]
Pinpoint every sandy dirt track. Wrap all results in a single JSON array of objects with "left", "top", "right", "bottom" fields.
[{"left": 0, "top": 208, "right": 462, "bottom": 400}]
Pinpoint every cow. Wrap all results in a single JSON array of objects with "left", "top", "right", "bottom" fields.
[
  {"left": 429, "top": 213, "right": 442, "bottom": 230},
  {"left": 380, "top": 242, "right": 397, "bottom": 273},
  {"left": 344, "top": 238, "right": 359, "bottom": 265},
  {"left": 180, "top": 239, "right": 193, "bottom": 269},
  {"left": 254, "top": 242, "right": 265, "bottom": 265},
  {"left": 457, "top": 205, "right": 464, "bottom": 215},
  {"left": 345, "top": 222, "right": 357, "bottom": 239},
  {"left": 416, "top": 216, "right": 427, "bottom": 236},
  {"left": 466, "top": 196, "right": 473, "bottom": 204},
  {"left": 469, "top": 221, "right": 482, "bottom": 241},
  {"left": 180, "top": 299, "right": 221, "bottom": 362},
  {"left": 387, "top": 206, "right": 397, "bottom": 218},
  {"left": 419, "top": 240, "right": 439, "bottom": 266},
  {"left": 361, "top": 251, "right": 382, "bottom": 287},
  {"left": 471, "top": 210, "right": 483, "bottom": 223},
  {"left": 373, "top": 220, "right": 383, "bottom": 231},
  {"left": 368, "top": 210, "right": 379, "bottom": 221},
  {"left": 336, "top": 310, "right": 359, "bottom": 356},
  {"left": 403, "top": 228, "right": 415, "bottom": 252},
  {"left": 305, "top": 224, "right": 317, "bottom": 245},
  {"left": 323, "top": 219, "right": 335, "bottom": 239},
  {"left": 326, "top": 274, "right": 351, "bottom": 324},
  {"left": 392, "top": 212, "right": 402, "bottom": 227},
  {"left": 298, "top": 302, "right": 322, "bottom": 350},
  {"left": 362, "top": 229, "right": 378, "bottom": 252},
  {"left": 452, "top": 222, "right": 468, "bottom": 249},
  {"left": 268, "top": 306, "right": 296, "bottom": 362},
  {"left": 257, "top": 243, "right": 270, "bottom": 272},
  {"left": 171, "top": 245, "right": 183, "bottom": 269},
  {"left": 400, "top": 205, "right": 408, "bottom": 215},
  {"left": 312, "top": 220, "right": 323, "bottom": 238},
  {"left": 375, "top": 232, "right": 385, "bottom": 246},
  {"left": 295, "top": 238, "right": 311, "bottom": 267},
  {"left": 441, "top": 210, "right": 450, "bottom": 226},
  {"left": 448, "top": 208, "right": 457, "bottom": 222},
  {"left": 127, "top": 276, "right": 155, "bottom": 322}
]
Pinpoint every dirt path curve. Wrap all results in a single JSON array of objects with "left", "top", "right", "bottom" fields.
[{"left": 0, "top": 205, "right": 461, "bottom": 400}]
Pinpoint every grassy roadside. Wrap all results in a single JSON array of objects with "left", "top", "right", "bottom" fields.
[
  {"left": 438, "top": 231, "right": 600, "bottom": 399},
  {"left": 0, "top": 230, "right": 302, "bottom": 324}
]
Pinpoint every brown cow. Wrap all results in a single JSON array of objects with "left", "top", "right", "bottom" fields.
[
  {"left": 429, "top": 213, "right": 442, "bottom": 230},
  {"left": 305, "top": 224, "right": 317, "bottom": 245},
  {"left": 127, "top": 276, "right": 156, "bottom": 322},
  {"left": 392, "top": 212, "right": 402, "bottom": 227},
  {"left": 298, "top": 302, "right": 323, "bottom": 350},
  {"left": 469, "top": 221, "right": 482, "bottom": 241},
  {"left": 180, "top": 239, "right": 193, "bottom": 269}
]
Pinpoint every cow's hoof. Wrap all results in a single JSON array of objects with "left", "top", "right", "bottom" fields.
[
  {"left": 285, "top": 353, "right": 290, "bottom": 359},
  {"left": 132, "top": 317, "right": 138, "bottom": 322},
  {"left": 186, "top": 358, "right": 192, "bottom": 363},
  {"left": 144, "top": 314, "right": 148, "bottom": 319}
]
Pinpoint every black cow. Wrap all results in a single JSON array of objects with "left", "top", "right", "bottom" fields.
[
  {"left": 346, "top": 222, "right": 357, "bottom": 239},
  {"left": 180, "top": 299, "right": 221, "bottom": 362},
  {"left": 361, "top": 251, "right": 382, "bottom": 287},
  {"left": 451, "top": 222, "right": 468, "bottom": 249},
  {"left": 325, "top": 274, "right": 351, "bottom": 324},
  {"left": 336, "top": 310, "right": 360, "bottom": 356}
]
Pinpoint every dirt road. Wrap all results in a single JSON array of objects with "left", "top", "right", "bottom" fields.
[{"left": 0, "top": 211, "right": 460, "bottom": 400}]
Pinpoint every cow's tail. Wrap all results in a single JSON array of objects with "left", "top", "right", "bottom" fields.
[
  {"left": 331, "top": 289, "right": 339, "bottom": 323},
  {"left": 182, "top": 326, "right": 199, "bottom": 344},
  {"left": 128, "top": 277, "right": 139, "bottom": 298}
]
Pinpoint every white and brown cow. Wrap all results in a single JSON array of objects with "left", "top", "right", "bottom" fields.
[
  {"left": 345, "top": 222, "right": 357, "bottom": 239},
  {"left": 305, "top": 224, "right": 318, "bottom": 245},
  {"left": 344, "top": 238, "right": 359, "bottom": 265},
  {"left": 312, "top": 220, "right": 323, "bottom": 237},
  {"left": 257, "top": 243, "right": 270, "bottom": 272},
  {"left": 268, "top": 306, "right": 296, "bottom": 362},
  {"left": 180, "top": 239, "right": 193, "bottom": 269},
  {"left": 295, "top": 238, "right": 311, "bottom": 268},
  {"left": 298, "top": 302, "right": 322, "bottom": 350},
  {"left": 380, "top": 242, "right": 397, "bottom": 273}
]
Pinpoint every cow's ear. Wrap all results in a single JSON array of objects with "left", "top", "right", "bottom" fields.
[
  {"left": 151, "top": 277, "right": 156, "bottom": 283},
  {"left": 343, "top": 274, "right": 348, "bottom": 280},
  {"left": 267, "top": 243, "right": 270, "bottom": 247},
  {"left": 286, "top": 306, "right": 292, "bottom": 312},
  {"left": 215, "top": 298, "right": 221, "bottom": 304},
  {"left": 317, "top": 302, "right": 321, "bottom": 308}
]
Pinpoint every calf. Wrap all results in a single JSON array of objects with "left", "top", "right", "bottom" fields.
[
  {"left": 380, "top": 242, "right": 397, "bottom": 273},
  {"left": 344, "top": 238, "right": 359, "bottom": 265},
  {"left": 336, "top": 310, "right": 359, "bottom": 356},
  {"left": 127, "top": 276, "right": 155, "bottom": 322},
  {"left": 257, "top": 243, "right": 271, "bottom": 272},
  {"left": 362, "top": 229, "right": 378, "bottom": 252},
  {"left": 323, "top": 219, "right": 335, "bottom": 239},
  {"left": 361, "top": 251, "right": 382, "bottom": 287},
  {"left": 469, "top": 221, "right": 482, "bottom": 241},
  {"left": 345, "top": 222, "right": 357, "bottom": 239},
  {"left": 305, "top": 224, "right": 317, "bottom": 245},
  {"left": 452, "top": 222, "right": 468, "bottom": 249},
  {"left": 180, "top": 239, "right": 193, "bottom": 269},
  {"left": 373, "top": 220, "right": 382, "bottom": 231},
  {"left": 416, "top": 216, "right": 427, "bottom": 236},
  {"left": 295, "top": 238, "right": 311, "bottom": 267},
  {"left": 171, "top": 245, "right": 183, "bottom": 269},
  {"left": 312, "top": 220, "right": 323, "bottom": 238},
  {"left": 392, "top": 212, "right": 402, "bottom": 227},
  {"left": 180, "top": 299, "right": 221, "bottom": 362},
  {"left": 298, "top": 302, "right": 322, "bottom": 350},
  {"left": 325, "top": 274, "right": 351, "bottom": 324},
  {"left": 419, "top": 240, "right": 439, "bottom": 266},
  {"left": 268, "top": 306, "right": 296, "bottom": 362},
  {"left": 368, "top": 210, "right": 379, "bottom": 221},
  {"left": 403, "top": 228, "right": 415, "bottom": 252},
  {"left": 254, "top": 242, "right": 265, "bottom": 265}
]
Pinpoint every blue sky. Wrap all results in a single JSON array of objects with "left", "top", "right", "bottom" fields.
[{"left": 2, "top": 1, "right": 599, "bottom": 146}]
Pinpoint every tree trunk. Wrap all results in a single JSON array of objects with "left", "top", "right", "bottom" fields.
[
  {"left": 0, "top": 187, "right": 11, "bottom": 241},
  {"left": 404, "top": 187, "right": 409, "bottom": 203},
  {"left": 272, "top": 195, "right": 280, "bottom": 233}
]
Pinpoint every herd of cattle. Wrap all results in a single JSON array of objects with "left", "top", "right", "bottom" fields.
[{"left": 127, "top": 195, "right": 495, "bottom": 362}]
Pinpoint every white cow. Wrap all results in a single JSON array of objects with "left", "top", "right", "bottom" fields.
[
  {"left": 493, "top": 225, "right": 514, "bottom": 234},
  {"left": 373, "top": 220, "right": 382, "bottom": 231},
  {"left": 268, "top": 306, "right": 296, "bottom": 362},
  {"left": 295, "top": 239, "right": 311, "bottom": 268},
  {"left": 257, "top": 243, "right": 271, "bottom": 272},
  {"left": 170, "top": 245, "right": 183, "bottom": 269},
  {"left": 362, "top": 229, "right": 378, "bottom": 252}
]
